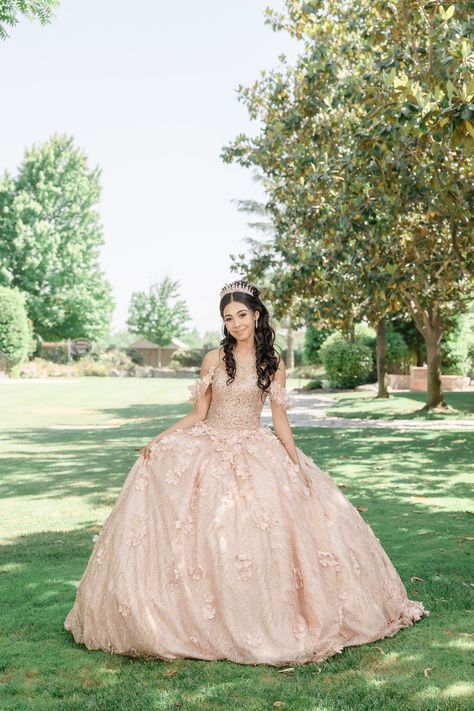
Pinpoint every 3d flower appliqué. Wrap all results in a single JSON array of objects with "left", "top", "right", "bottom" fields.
[
  {"left": 165, "top": 468, "right": 182, "bottom": 485},
  {"left": 202, "top": 592, "right": 216, "bottom": 620},
  {"left": 126, "top": 521, "right": 149, "bottom": 548},
  {"left": 118, "top": 602, "right": 131, "bottom": 617},
  {"left": 268, "top": 381, "right": 291, "bottom": 411},
  {"left": 293, "top": 567, "right": 304, "bottom": 589},
  {"left": 246, "top": 632, "right": 263, "bottom": 647},
  {"left": 318, "top": 551, "right": 340, "bottom": 570},
  {"left": 235, "top": 553, "right": 253, "bottom": 581},
  {"left": 188, "top": 367, "right": 216, "bottom": 405}
]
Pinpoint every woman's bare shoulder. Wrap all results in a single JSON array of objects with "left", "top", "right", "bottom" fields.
[{"left": 202, "top": 347, "right": 223, "bottom": 369}]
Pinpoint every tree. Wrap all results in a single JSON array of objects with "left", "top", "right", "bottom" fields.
[
  {"left": 0, "top": 0, "right": 59, "bottom": 39},
  {"left": 0, "top": 286, "right": 31, "bottom": 367},
  {"left": 0, "top": 134, "right": 115, "bottom": 341},
  {"left": 222, "top": 0, "right": 474, "bottom": 410},
  {"left": 127, "top": 277, "right": 190, "bottom": 367}
]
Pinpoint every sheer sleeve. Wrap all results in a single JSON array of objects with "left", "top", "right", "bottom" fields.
[
  {"left": 187, "top": 366, "right": 216, "bottom": 405},
  {"left": 267, "top": 380, "right": 291, "bottom": 412}
]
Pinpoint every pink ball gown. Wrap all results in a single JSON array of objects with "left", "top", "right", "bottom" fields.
[{"left": 64, "top": 363, "right": 429, "bottom": 666}]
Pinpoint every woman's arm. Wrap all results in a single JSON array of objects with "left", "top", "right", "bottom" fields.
[
  {"left": 141, "top": 349, "right": 218, "bottom": 461},
  {"left": 270, "top": 360, "right": 313, "bottom": 491},
  {"left": 269, "top": 358, "right": 299, "bottom": 465}
]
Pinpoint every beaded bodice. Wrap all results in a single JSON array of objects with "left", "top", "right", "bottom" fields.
[{"left": 188, "top": 364, "right": 290, "bottom": 432}]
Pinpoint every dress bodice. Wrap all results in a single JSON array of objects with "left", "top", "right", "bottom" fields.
[{"left": 188, "top": 364, "right": 290, "bottom": 432}]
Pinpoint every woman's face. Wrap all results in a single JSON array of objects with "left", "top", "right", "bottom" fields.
[{"left": 222, "top": 301, "right": 259, "bottom": 341}]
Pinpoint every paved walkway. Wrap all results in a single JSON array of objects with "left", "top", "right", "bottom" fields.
[
  {"left": 2, "top": 376, "right": 473, "bottom": 430},
  {"left": 261, "top": 390, "right": 474, "bottom": 430}
]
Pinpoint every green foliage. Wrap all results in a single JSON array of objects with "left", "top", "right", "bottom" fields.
[
  {"left": 0, "top": 286, "right": 30, "bottom": 367},
  {"left": 0, "top": 134, "right": 114, "bottom": 341},
  {"left": 441, "top": 312, "right": 472, "bottom": 375},
  {"left": 0, "top": 0, "right": 59, "bottom": 39},
  {"left": 280, "top": 346, "right": 304, "bottom": 366},
  {"left": 303, "top": 378, "right": 323, "bottom": 390},
  {"left": 125, "top": 348, "right": 144, "bottom": 366},
  {"left": 385, "top": 326, "right": 410, "bottom": 375},
  {"left": 390, "top": 318, "right": 426, "bottom": 360},
  {"left": 304, "top": 324, "right": 333, "bottom": 364},
  {"left": 179, "top": 327, "right": 203, "bottom": 349},
  {"left": 127, "top": 277, "right": 190, "bottom": 347},
  {"left": 39, "top": 344, "right": 69, "bottom": 364},
  {"left": 170, "top": 347, "right": 203, "bottom": 368},
  {"left": 202, "top": 331, "right": 221, "bottom": 350},
  {"left": 91, "top": 330, "right": 140, "bottom": 355},
  {"left": 222, "top": 0, "right": 474, "bottom": 408},
  {"left": 320, "top": 333, "right": 374, "bottom": 389}
]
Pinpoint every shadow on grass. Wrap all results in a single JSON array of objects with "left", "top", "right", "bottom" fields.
[
  {"left": 1, "top": 402, "right": 473, "bottom": 708},
  {"left": 327, "top": 391, "right": 474, "bottom": 421},
  {"left": 0, "top": 402, "right": 186, "bottom": 505},
  {"left": 0, "top": 499, "right": 472, "bottom": 710}
]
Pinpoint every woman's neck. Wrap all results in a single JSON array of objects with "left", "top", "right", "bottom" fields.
[{"left": 233, "top": 343, "right": 256, "bottom": 359}]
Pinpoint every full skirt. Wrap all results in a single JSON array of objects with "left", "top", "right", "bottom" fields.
[{"left": 64, "top": 421, "right": 429, "bottom": 666}]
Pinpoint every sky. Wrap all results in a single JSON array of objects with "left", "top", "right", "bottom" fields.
[{"left": 1, "top": 0, "right": 301, "bottom": 337}]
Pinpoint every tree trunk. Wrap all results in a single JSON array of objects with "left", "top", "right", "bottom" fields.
[
  {"left": 158, "top": 345, "right": 162, "bottom": 368},
  {"left": 375, "top": 317, "right": 389, "bottom": 398},
  {"left": 286, "top": 323, "right": 295, "bottom": 369},
  {"left": 423, "top": 323, "right": 446, "bottom": 410},
  {"left": 406, "top": 299, "right": 448, "bottom": 410}
]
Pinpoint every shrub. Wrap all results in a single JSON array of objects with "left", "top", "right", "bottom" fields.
[
  {"left": 0, "top": 286, "right": 30, "bottom": 368},
  {"left": 280, "top": 347, "right": 305, "bottom": 366},
  {"left": 171, "top": 348, "right": 203, "bottom": 367},
  {"left": 99, "top": 348, "right": 135, "bottom": 370},
  {"left": 11, "top": 357, "right": 77, "bottom": 378},
  {"left": 75, "top": 356, "right": 111, "bottom": 376},
  {"left": 125, "top": 347, "right": 144, "bottom": 365},
  {"left": 40, "top": 344, "right": 69, "bottom": 364},
  {"left": 304, "top": 324, "right": 333, "bottom": 364},
  {"left": 320, "top": 333, "right": 373, "bottom": 388},
  {"left": 303, "top": 379, "right": 324, "bottom": 390},
  {"left": 441, "top": 313, "right": 472, "bottom": 375},
  {"left": 291, "top": 365, "right": 324, "bottom": 379},
  {"left": 385, "top": 327, "right": 410, "bottom": 374}
]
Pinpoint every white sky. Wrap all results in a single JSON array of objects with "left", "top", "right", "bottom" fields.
[{"left": 1, "top": 0, "right": 300, "bottom": 336}]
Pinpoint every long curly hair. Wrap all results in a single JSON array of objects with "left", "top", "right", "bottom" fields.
[{"left": 219, "top": 281, "right": 282, "bottom": 401}]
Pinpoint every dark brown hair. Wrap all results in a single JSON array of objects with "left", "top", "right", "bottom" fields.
[{"left": 219, "top": 281, "right": 282, "bottom": 401}]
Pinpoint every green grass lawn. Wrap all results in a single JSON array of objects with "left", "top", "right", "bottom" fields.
[
  {"left": 325, "top": 390, "right": 474, "bottom": 421},
  {"left": 0, "top": 377, "right": 473, "bottom": 711}
]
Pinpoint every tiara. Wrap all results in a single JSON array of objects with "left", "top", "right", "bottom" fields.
[{"left": 219, "top": 281, "right": 255, "bottom": 298}]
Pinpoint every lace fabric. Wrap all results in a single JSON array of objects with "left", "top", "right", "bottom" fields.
[
  {"left": 64, "top": 357, "right": 430, "bottom": 666},
  {"left": 187, "top": 365, "right": 291, "bottom": 432}
]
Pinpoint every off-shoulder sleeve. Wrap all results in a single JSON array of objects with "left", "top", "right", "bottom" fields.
[
  {"left": 267, "top": 380, "right": 291, "bottom": 412},
  {"left": 187, "top": 366, "right": 216, "bottom": 405}
]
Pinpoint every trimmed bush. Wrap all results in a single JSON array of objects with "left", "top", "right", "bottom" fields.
[
  {"left": 320, "top": 333, "right": 373, "bottom": 388},
  {"left": 0, "top": 286, "right": 30, "bottom": 368},
  {"left": 171, "top": 348, "right": 203, "bottom": 367},
  {"left": 304, "top": 324, "right": 333, "bottom": 364},
  {"left": 125, "top": 347, "right": 144, "bottom": 366}
]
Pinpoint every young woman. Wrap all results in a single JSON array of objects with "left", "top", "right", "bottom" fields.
[{"left": 64, "top": 280, "right": 429, "bottom": 666}]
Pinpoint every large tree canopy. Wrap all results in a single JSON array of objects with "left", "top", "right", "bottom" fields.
[
  {"left": 222, "top": 0, "right": 474, "bottom": 409},
  {"left": 0, "top": 134, "right": 115, "bottom": 341},
  {"left": 0, "top": 0, "right": 59, "bottom": 39},
  {"left": 127, "top": 277, "right": 190, "bottom": 366}
]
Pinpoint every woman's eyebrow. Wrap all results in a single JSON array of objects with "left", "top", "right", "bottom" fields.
[{"left": 224, "top": 310, "right": 248, "bottom": 317}]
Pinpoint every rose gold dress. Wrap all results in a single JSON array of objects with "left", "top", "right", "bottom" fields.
[{"left": 64, "top": 364, "right": 429, "bottom": 666}]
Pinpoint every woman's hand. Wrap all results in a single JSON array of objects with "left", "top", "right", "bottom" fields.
[
  {"left": 299, "top": 465, "right": 313, "bottom": 492},
  {"left": 140, "top": 434, "right": 163, "bottom": 463},
  {"left": 289, "top": 453, "right": 313, "bottom": 492}
]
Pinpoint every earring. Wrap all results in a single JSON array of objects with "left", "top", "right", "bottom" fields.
[{"left": 255, "top": 318, "right": 259, "bottom": 328}]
